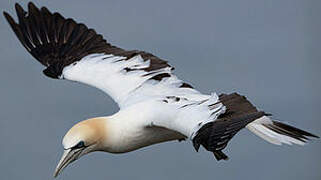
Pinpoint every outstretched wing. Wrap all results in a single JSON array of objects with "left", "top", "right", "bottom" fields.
[
  {"left": 5, "top": 3, "right": 318, "bottom": 161},
  {"left": 4, "top": 2, "right": 199, "bottom": 108}
]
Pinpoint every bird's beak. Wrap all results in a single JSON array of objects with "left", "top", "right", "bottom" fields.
[{"left": 54, "top": 148, "right": 84, "bottom": 178}]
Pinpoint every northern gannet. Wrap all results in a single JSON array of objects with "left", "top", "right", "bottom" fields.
[{"left": 3, "top": 2, "right": 319, "bottom": 177}]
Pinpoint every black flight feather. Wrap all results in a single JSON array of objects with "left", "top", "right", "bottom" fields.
[{"left": 3, "top": 2, "right": 181, "bottom": 83}]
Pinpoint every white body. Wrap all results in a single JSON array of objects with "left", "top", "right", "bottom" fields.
[
  {"left": 4, "top": 4, "right": 316, "bottom": 177},
  {"left": 62, "top": 53, "right": 307, "bottom": 151}
]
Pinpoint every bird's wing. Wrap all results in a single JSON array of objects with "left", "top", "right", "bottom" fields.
[{"left": 4, "top": 2, "right": 200, "bottom": 108}]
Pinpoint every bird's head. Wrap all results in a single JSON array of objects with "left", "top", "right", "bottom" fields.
[{"left": 54, "top": 117, "right": 108, "bottom": 177}]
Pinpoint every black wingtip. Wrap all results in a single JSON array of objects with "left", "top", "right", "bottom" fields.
[
  {"left": 213, "top": 151, "right": 229, "bottom": 161},
  {"left": 264, "top": 113, "right": 273, "bottom": 116},
  {"left": 28, "top": 2, "right": 35, "bottom": 10},
  {"left": 40, "top": 6, "right": 52, "bottom": 15},
  {"left": 3, "top": 11, "right": 16, "bottom": 27},
  {"left": 15, "top": 3, "right": 24, "bottom": 12},
  {"left": 15, "top": 3, "right": 27, "bottom": 20},
  {"left": 28, "top": 1, "right": 36, "bottom": 7},
  {"left": 28, "top": 1, "right": 39, "bottom": 13},
  {"left": 3, "top": 11, "right": 10, "bottom": 20},
  {"left": 193, "top": 140, "right": 200, "bottom": 152}
]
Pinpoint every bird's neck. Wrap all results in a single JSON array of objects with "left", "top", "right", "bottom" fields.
[{"left": 95, "top": 114, "right": 145, "bottom": 153}]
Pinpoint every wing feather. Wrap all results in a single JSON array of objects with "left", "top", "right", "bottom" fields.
[{"left": 4, "top": 2, "right": 196, "bottom": 108}]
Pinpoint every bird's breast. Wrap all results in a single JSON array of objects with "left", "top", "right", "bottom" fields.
[{"left": 106, "top": 125, "right": 182, "bottom": 153}]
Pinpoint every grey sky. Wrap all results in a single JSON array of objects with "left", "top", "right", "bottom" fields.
[{"left": 0, "top": 0, "right": 320, "bottom": 180}]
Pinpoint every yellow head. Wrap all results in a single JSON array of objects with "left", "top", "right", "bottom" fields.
[{"left": 54, "top": 117, "right": 107, "bottom": 177}]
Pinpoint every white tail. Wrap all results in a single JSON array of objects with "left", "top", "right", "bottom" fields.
[{"left": 246, "top": 116, "right": 318, "bottom": 145}]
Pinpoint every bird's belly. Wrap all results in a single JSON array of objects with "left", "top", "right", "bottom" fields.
[{"left": 109, "top": 126, "right": 184, "bottom": 153}]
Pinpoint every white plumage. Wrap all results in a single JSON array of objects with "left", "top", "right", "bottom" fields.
[
  {"left": 3, "top": 2, "right": 318, "bottom": 178},
  {"left": 247, "top": 116, "right": 305, "bottom": 146},
  {"left": 62, "top": 53, "right": 201, "bottom": 108}
]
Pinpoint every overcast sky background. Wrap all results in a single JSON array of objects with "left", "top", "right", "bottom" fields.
[{"left": 0, "top": 0, "right": 320, "bottom": 180}]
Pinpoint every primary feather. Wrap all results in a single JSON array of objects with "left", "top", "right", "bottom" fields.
[{"left": 4, "top": 2, "right": 318, "bottom": 170}]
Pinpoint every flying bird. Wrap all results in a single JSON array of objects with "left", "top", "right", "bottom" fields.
[{"left": 3, "top": 2, "right": 318, "bottom": 177}]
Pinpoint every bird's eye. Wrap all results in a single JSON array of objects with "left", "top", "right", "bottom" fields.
[{"left": 72, "top": 141, "right": 85, "bottom": 149}]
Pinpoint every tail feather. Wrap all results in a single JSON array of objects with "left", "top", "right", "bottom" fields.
[
  {"left": 246, "top": 123, "right": 285, "bottom": 145},
  {"left": 246, "top": 116, "right": 319, "bottom": 145}
]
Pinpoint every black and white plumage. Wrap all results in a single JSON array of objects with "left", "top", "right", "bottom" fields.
[{"left": 4, "top": 2, "right": 318, "bottom": 177}]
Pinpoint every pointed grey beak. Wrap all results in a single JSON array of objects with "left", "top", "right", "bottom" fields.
[{"left": 54, "top": 148, "right": 83, "bottom": 178}]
